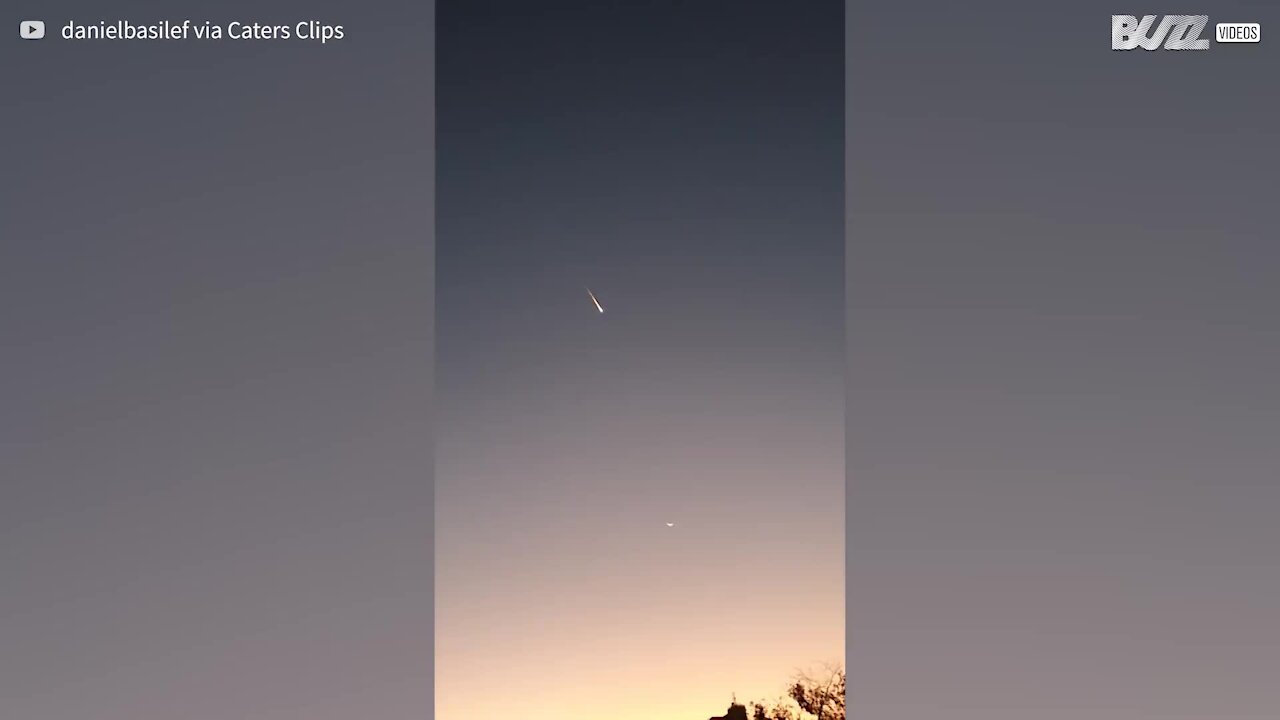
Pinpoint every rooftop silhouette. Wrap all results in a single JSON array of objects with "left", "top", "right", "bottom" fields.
[{"left": 709, "top": 702, "right": 749, "bottom": 720}]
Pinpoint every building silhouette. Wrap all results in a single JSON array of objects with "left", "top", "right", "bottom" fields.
[{"left": 708, "top": 701, "right": 749, "bottom": 720}]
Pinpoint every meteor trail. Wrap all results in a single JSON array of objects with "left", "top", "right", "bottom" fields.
[{"left": 585, "top": 287, "right": 604, "bottom": 313}]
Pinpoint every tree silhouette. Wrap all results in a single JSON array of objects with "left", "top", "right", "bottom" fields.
[
  {"left": 750, "top": 697, "right": 795, "bottom": 720},
  {"left": 748, "top": 663, "right": 844, "bottom": 720}
]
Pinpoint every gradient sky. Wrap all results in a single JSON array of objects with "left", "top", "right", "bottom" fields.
[
  {"left": 7, "top": 2, "right": 1277, "bottom": 719},
  {"left": 848, "top": 1, "right": 1280, "bottom": 718},
  {"left": 2, "top": 1, "right": 433, "bottom": 718},
  {"left": 436, "top": 2, "right": 844, "bottom": 718}
]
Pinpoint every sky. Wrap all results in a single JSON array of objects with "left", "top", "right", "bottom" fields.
[
  {"left": 435, "top": 2, "right": 844, "bottom": 718},
  {"left": 5, "top": 2, "right": 1277, "bottom": 719}
]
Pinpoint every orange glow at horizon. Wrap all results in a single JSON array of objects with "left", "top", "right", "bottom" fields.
[
  {"left": 437, "top": 581, "right": 843, "bottom": 720},
  {"left": 436, "top": 428, "right": 844, "bottom": 720}
]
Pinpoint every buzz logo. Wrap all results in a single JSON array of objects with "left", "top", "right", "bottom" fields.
[{"left": 1112, "top": 15, "right": 1210, "bottom": 50}]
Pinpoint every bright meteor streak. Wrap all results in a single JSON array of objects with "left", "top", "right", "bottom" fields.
[{"left": 585, "top": 287, "right": 604, "bottom": 313}]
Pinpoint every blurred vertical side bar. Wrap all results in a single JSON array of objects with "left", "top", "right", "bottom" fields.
[{"left": 0, "top": 1, "right": 435, "bottom": 718}]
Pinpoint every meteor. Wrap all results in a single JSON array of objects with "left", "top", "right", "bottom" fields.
[{"left": 585, "top": 287, "right": 604, "bottom": 313}]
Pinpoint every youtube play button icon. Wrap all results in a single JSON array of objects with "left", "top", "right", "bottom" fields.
[{"left": 21, "top": 20, "right": 46, "bottom": 39}]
